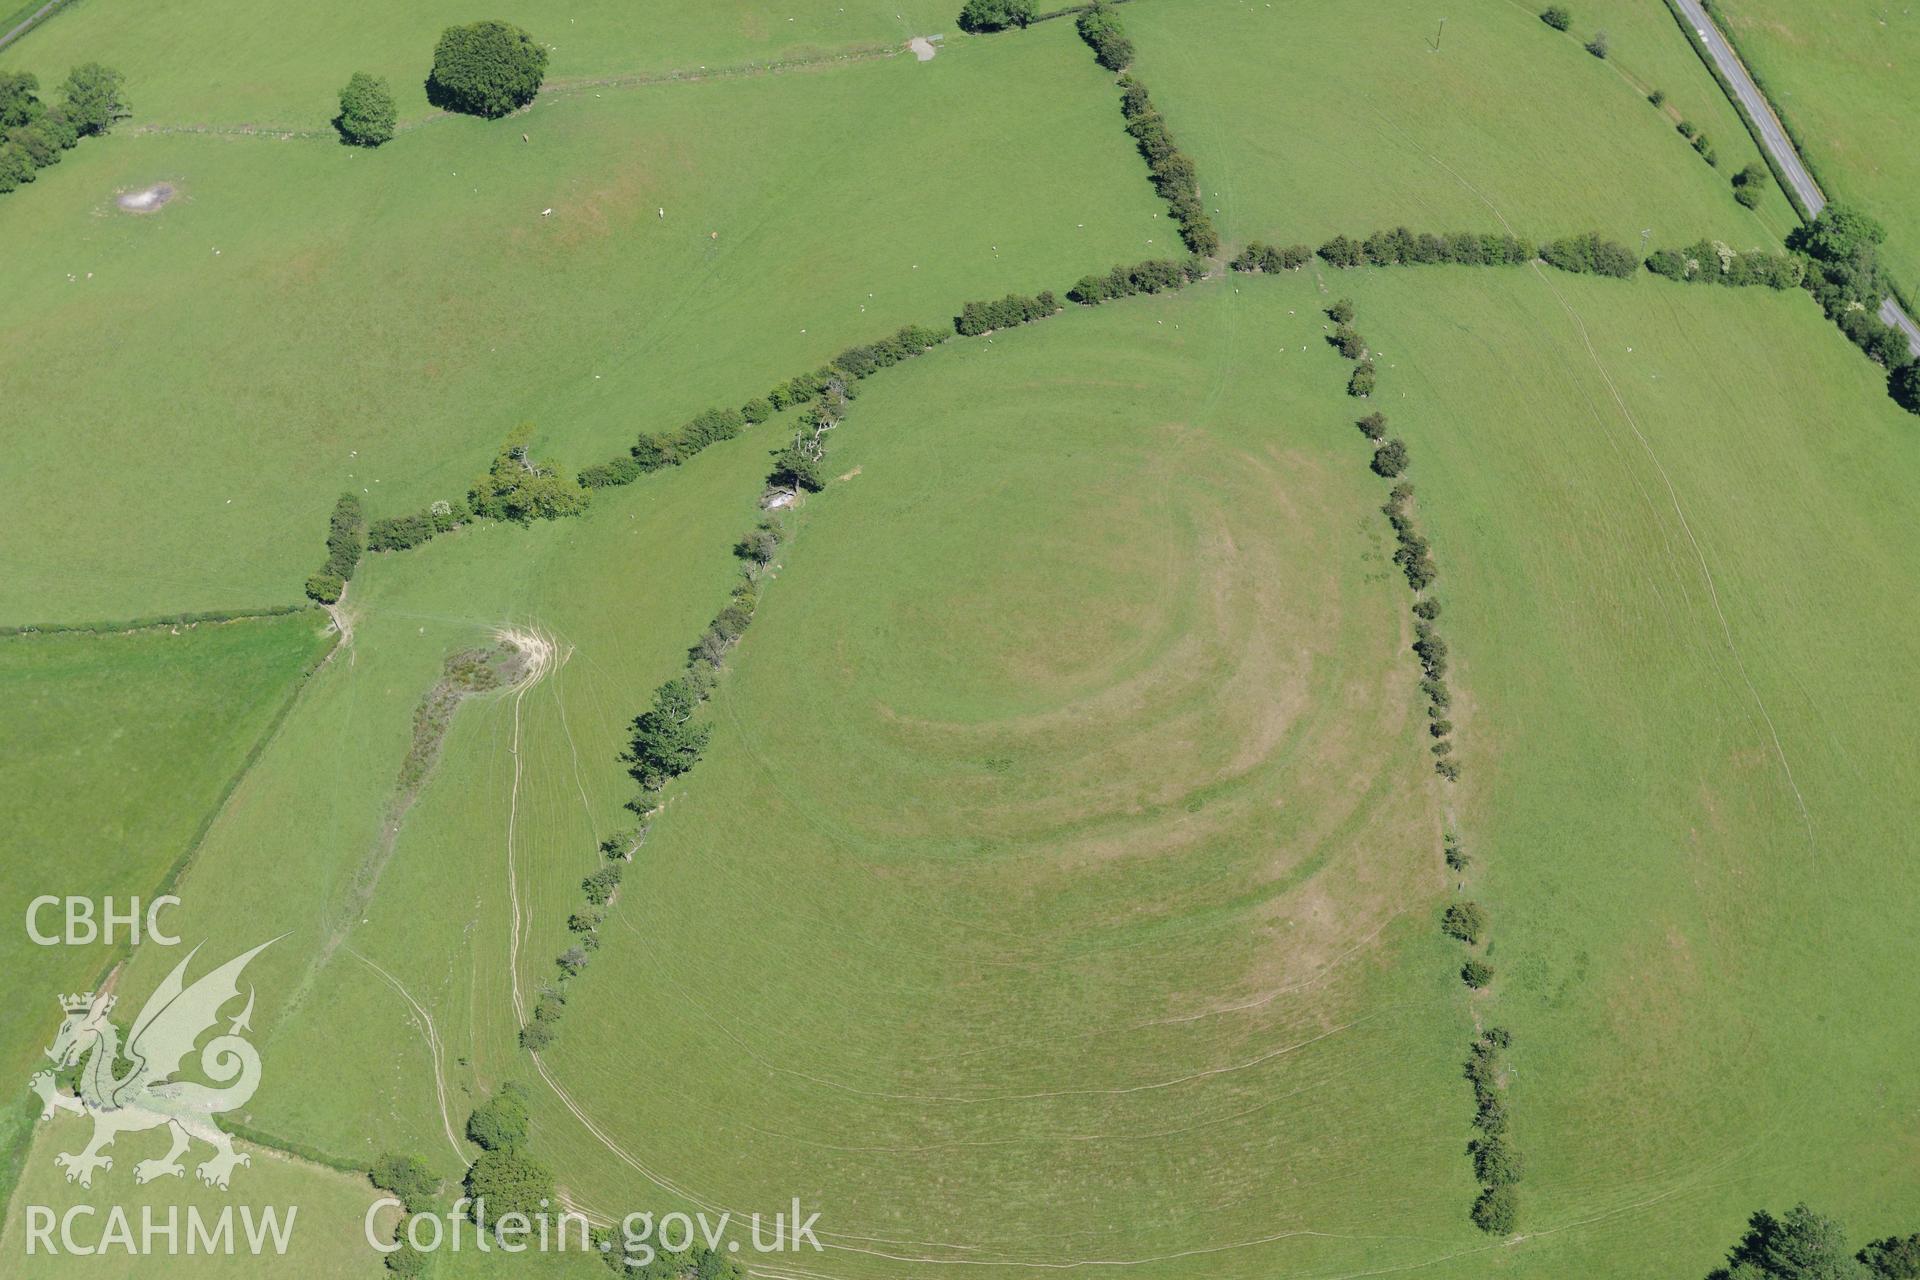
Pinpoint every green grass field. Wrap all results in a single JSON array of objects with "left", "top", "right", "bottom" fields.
[
  {"left": 1317, "top": 262, "right": 1920, "bottom": 1274},
  {"left": 0, "top": 0, "right": 957, "bottom": 128},
  {"left": 1126, "top": 0, "right": 1798, "bottom": 251},
  {"left": 69, "top": 404, "right": 779, "bottom": 1193},
  {"left": 1711, "top": 0, "right": 1920, "bottom": 292},
  {"left": 531, "top": 282, "right": 1474, "bottom": 1278},
  {"left": 50, "top": 278, "right": 1477, "bottom": 1278},
  {"left": 0, "top": 613, "right": 331, "bottom": 1244},
  {"left": 10, "top": 281, "right": 1920, "bottom": 1276},
  {"left": 77, "top": 264, "right": 1920, "bottom": 1279},
  {"left": 0, "top": 21, "right": 1162, "bottom": 624},
  {"left": 2, "top": 1117, "right": 385, "bottom": 1278},
  {"left": 0, "top": 613, "right": 331, "bottom": 1106},
  {"left": 1569, "top": 0, "right": 1791, "bottom": 175},
  {"left": 5, "top": 0, "right": 1919, "bottom": 1275}
]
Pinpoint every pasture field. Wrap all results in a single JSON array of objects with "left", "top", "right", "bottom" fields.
[
  {"left": 1, "top": 1117, "right": 384, "bottom": 1278},
  {"left": 4, "top": 0, "right": 1918, "bottom": 1274},
  {"left": 5, "top": 1123, "right": 619, "bottom": 1279},
  {"left": 530, "top": 281, "right": 1475, "bottom": 1278},
  {"left": 40, "top": 279, "right": 1478, "bottom": 1278},
  {"left": 1316, "top": 263, "right": 1920, "bottom": 1275},
  {"left": 1563, "top": 0, "right": 1797, "bottom": 173},
  {"left": 12, "top": 269, "right": 1919, "bottom": 1279},
  {"left": 0, "top": 21, "right": 1163, "bottom": 624},
  {"left": 80, "top": 417, "right": 781, "bottom": 1184},
  {"left": 0, "top": 614, "right": 332, "bottom": 1197},
  {"left": 1710, "top": 0, "right": 1920, "bottom": 290},
  {"left": 1125, "top": 0, "right": 1798, "bottom": 251},
  {"left": 0, "top": 0, "right": 955, "bottom": 128}
]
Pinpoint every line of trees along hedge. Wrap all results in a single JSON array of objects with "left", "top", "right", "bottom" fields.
[
  {"left": 1, "top": 65, "right": 126, "bottom": 196},
  {"left": 523, "top": 321, "right": 947, "bottom": 1056},
  {"left": 1638, "top": 205, "right": 1916, "bottom": 413},
  {"left": 526, "top": 511, "right": 784, "bottom": 1054},
  {"left": 1675, "top": 117, "right": 1720, "bottom": 168},
  {"left": 1538, "top": 231, "right": 1639, "bottom": 277},
  {"left": 1701, "top": 1202, "right": 1920, "bottom": 1278},
  {"left": 625, "top": 405, "right": 747, "bottom": 477},
  {"left": 1380, "top": 480, "right": 1436, "bottom": 593},
  {"left": 304, "top": 494, "right": 365, "bottom": 603},
  {"left": 829, "top": 323, "right": 946, "bottom": 378},
  {"left": 1316, "top": 297, "right": 1380, "bottom": 386},
  {"left": 1644, "top": 239, "right": 1804, "bottom": 290},
  {"left": 1318, "top": 228, "right": 1536, "bottom": 270},
  {"left": 770, "top": 387, "right": 847, "bottom": 494},
  {"left": 580, "top": 323, "right": 945, "bottom": 490},
  {"left": 0, "top": 604, "right": 312, "bottom": 637},
  {"left": 621, "top": 418, "right": 822, "bottom": 810},
  {"left": 1356, "top": 358, "right": 1457, "bottom": 773},
  {"left": 1076, "top": 1, "right": 1135, "bottom": 70},
  {"left": 427, "top": 21, "right": 547, "bottom": 118},
  {"left": 581, "top": 405, "right": 742, "bottom": 487},
  {"left": 368, "top": 498, "right": 470, "bottom": 552},
  {"left": 354, "top": 425, "right": 581, "bottom": 568},
  {"left": 367, "top": 1153, "right": 441, "bottom": 1276},
  {"left": 956, "top": 291, "right": 1060, "bottom": 336},
  {"left": 1067, "top": 256, "right": 1205, "bottom": 305},
  {"left": 958, "top": 0, "right": 1037, "bottom": 31},
  {"left": 461, "top": 1086, "right": 554, "bottom": 1224},
  {"left": 1462, "top": 1029, "right": 1521, "bottom": 1234},
  {"left": 1229, "top": 242, "right": 1313, "bottom": 273},
  {"left": 585, "top": 1225, "right": 743, "bottom": 1279},
  {"left": 519, "top": 820, "right": 645, "bottom": 1048},
  {"left": 459, "top": 1092, "right": 749, "bottom": 1278},
  {"left": 1295, "top": 296, "right": 1459, "bottom": 778},
  {"left": 1779, "top": 202, "right": 1920, "bottom": 411},
  {"left": 349, "top": 322, "right": 946, "bottom": 593},
  {"left": 1385, "top": 486, "right": 1457, "bottom": 779},
  {"left": 1439, "top": 882, "right": 1494, "bottom": 990},
  {"left": 469, "top": 424, "right": 589, "bottom": 521},
  {"left": 1112, "top": 73, "right": 1220, "bottom": 256},
  {"left": 1311, "top": 227, "right": 1636, "bottom": 279}
]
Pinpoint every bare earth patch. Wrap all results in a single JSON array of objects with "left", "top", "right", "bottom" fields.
[
  {"left": 115, "top": 183, "right": 176, "bottom": 213},
  {"left": 908, "top": 36, "right": 939, "bottom": 61}
]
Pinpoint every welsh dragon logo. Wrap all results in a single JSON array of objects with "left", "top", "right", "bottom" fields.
[{"left": 31, "top": 939, "right": 276, "bottom": 1191}]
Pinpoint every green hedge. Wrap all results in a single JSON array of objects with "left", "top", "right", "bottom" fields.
[{"left": 0, "top": 604, "right": 313, "bottom": 637}]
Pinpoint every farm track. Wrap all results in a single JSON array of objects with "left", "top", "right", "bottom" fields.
[
  {"left": 346, "top": 945, "right": 466, "bottom": 1167},
  {"left": 495, "top": 624, "right": 564, "bottom": 1027}
]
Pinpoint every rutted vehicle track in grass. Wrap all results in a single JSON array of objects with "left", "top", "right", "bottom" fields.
[{"left": 495, "top": 622, "right": 566, "bottom": 1027}]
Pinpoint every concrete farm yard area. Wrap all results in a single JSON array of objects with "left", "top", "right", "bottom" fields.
[{"left": 3, "top": 1, "right": 1919, "bottom": 1278}]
